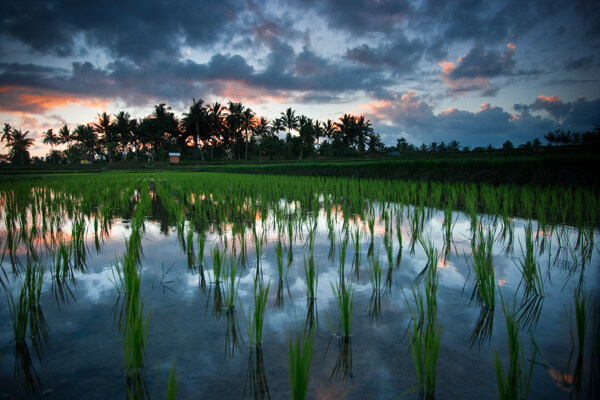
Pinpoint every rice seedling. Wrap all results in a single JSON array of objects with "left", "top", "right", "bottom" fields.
[
  {"left": 224, "top": 307, "right": 242, "bottom": 359},
  {"left": 304, "top": 256, "right": 318, "bottom": 300},
  {"left": 366, "top": 290, "right": 382, "bottom": 326},
  {"left": 223, "top": 256, "right": 240, "bottom": 311},
  {"left": 196, "top": 229, "right": 206, "bottom": 268},
  {"left": 493, "top": 295, "right": 536, "bottom": 400},
  {"left": 331, "top": 279, "right": 354, "bottom": 337},
  {"left": 166, "top": 362, "right": 178, "bottom": 400},
  {"left": 186, "top": 228, "right": 195, "bottom": 269},
  {"left": 210, "top": 245, "right": 224, "bottom": 284},
  {"left": 415, "top": 236, "right": 438, "bottom": 286},
  {"left": 383, "top": 233, "right": 395, "bottom": 269},
  {"left": 275, "top": 239, "right": 285, "bottom": 278},
  {"left": 367, "top": 254, "right": 383, "bottom": 292},
  {"left": 351, "top": 225, "right": 361, "bottom": 275},
  {"left": 289, "top": 328, "right": 314, "bottom": 400},
  {"left": 338, "top": 232, "right": 349, "bottom": 275},
  {"left": 469, "top": 226, "right": 496, "bottom": 308},
  {"left": 253, "top": 224, "right": 265, "bottom": 267},
  {"left": 247, "top": 277, "right": 270, "bottom": 347},
  {"left": 7, "top": 282, "right": 29, "bottom": 345},
  {"left": 516, "top": 223, "right": 544, "bottom": 297},
  {"left": 405, "top": 281, "right": 441, "bottom": 398}
]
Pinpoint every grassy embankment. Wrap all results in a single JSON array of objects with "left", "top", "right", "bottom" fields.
[{"left": 1, "top": 146, "right": 599, "bottom": 187}]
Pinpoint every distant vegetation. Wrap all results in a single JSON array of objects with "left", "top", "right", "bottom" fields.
[{"left": 1, "top": 100, "right": 599, "bottom": 166}]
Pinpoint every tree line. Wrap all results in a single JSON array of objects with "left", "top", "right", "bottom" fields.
[{"left": 1, "top": 99, "right": 599, "bottom": 165}]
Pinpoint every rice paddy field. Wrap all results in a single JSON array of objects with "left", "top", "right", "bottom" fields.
[{"left": 0, "top": 171, "right": 598, "bottom": 399}]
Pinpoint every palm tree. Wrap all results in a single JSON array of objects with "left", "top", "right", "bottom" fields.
[
  {"left": 312, "top": 119, "right": 324, "bottom": 145},
  {"left": 94, "top": 112, "right": 118, "bottom": 163},
  {"left": 207, "top": 102, "right": 226, "bottom": 159},
  {"left": 322, "top": 119, "right": 337, "bottom": 143},
  {"left": 280, "top": 107, "right": 299, "bottom": 137},
  {"left": 336, "top": 114, "right": 356, "bottom": 149},
  {"left": 73, "top": 124, "right": 98, "bottom": 155},
  {"left": 182, "top": 99, "right": 209, "bottom": 160},
  {"left": 271, "top": 118, "right": 284, "bottom": 141},
  {"left": 43, "top": 128, "right": 60, "bottom": 164},
  {"left": 2, "top": 123, "right": 13, "bottom": 145},
  {"left": 355, "top": 115, "right": 373, "bottom": 154},
  {"left": 7, "top": 129, "right": 35, "bottom": 165},
  {"left": 240, "top": 107, "right": 256, "bottom": 160},
  {"left": 114, "top": 111, "right": 132, "bottom": 157},
  {"left": 226, "top": 101, "right": 244, "bottom": 158},
  {"left": 58, "top": 124, "right": 72, "bottom": 146}
]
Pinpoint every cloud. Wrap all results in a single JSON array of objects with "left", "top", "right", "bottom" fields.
[
  {"left": 0, "top": 0, "right": 242, "bottom": 63},
  {"left": 345, "top": 34, "right": 425, "bottom": 75},
  {"left": 514, "top": 95, "right": 600, "bottom": 126},
  {"left": 563, "top": 56, "right": 594, "bottom": 71},
  {"left": 362, "top": 91, "right": 599, "bottom": 146},
  {"left": 439, "top": 45, "right": 516, "bottom": 95}
]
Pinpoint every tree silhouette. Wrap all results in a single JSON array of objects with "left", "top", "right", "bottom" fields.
[
  {"left": 6, "top": 129, "right": 35, "bottom": 165},
  {"left": 182, "top": 99, "right": 209, "bottom": 160},
  {"left": 280, "top": 108, "right": 299, "bottom": 137},
  {"left": 240, "top": 107, "right": 256, "bottom": 160},
  {"left": 58, "top": 124, "right": 72, "bottom": 146}
]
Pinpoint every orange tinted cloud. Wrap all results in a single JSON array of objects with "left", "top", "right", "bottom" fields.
[
  {"left": 507, "top": 43, "right": 516, "bottom": 50},
  {"left": 0, "top": 86, "right": 109, "bottom": 114},
  {"left": 537, "top": 95, "right": 561, "bottom": 104},
  {"left": 212, "top": 80, "right": 288, "bottom": 104}
]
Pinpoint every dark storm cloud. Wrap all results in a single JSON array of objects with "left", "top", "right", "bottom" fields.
[
  {"left": 514, "top": 96, "right": 600, "bottom": 125},
  {"left": 367, "top": 92, "right": 599, "bottom": 147},
  {"left": 345, "top": 34, "right": 425, "bottom": 75},
  {"left": 564, "top": 56, "right": 594, "bottom": 72},
  {"left": 311, "top": 0, "right": 413, "bottom": 35},
  {"left": 448, "top": 45, "right": 515, "bottom": 80},
  {"left": 0, "top": 0, "right": 241, "bottom": 63},
  {"left": 410, "top": 0, "right": 560, "bottom": 45}
]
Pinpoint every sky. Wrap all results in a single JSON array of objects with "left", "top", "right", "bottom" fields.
[{"left": 1, "top": 0, "right": 599, "bottom": 157}]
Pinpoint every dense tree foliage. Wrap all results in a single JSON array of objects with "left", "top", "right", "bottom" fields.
[{"left": 2, "top": 101, "right": 599, "bottom": 165}]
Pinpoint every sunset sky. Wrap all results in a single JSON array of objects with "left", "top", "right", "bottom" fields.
[{"left": 1, "top": 0, "right": 599, "bottom": 157}]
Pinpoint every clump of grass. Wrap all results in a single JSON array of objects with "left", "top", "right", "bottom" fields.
[
  {"left": 247, "top": 277, "right": 270, "bottom": 348},
  {"left": 366, "top": 254, "right": 383, "bottom": 292},
  {"left": 196, "top": 230, "right": 206, "bottom": 267},
  {"left": 223, "top": 256, "right": 240, "bottom": 311},
  {"left": 304, "top": 256, "right": 318, "bottom": 300},
  {"left": 166, "top": 362, "right": 178, "bottom": 400},
  {"left": 331, "top": 280, "right": 354, "bottom": 337},
  {"left": 406, "top": 281, "right": 441, "bottom": 398},
  {"left": 289, "top": 328, "right": 314, "bottom": 400},
  {"left": 211, "top": 245, "right": 224, "bottom": 284},
  {"left": 470, "top": 226, "right": 496, "bottom": 308},
  {"left": 493, "top": 295, "right": 535, "bottom": 400},
  {"left": 338, "top": 233, "right": 349, "bottom": 275},
  {"left": 275, "top": 240, "right": 285, "bottom": 278},
  {"left": 516, "top": 223, "right": 544, "bottom": 297}
]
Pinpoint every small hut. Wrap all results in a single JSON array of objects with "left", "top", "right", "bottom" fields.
[
  {"left": 168, "top": 153, "right": 181, "bottom": 164},
  {"left": 80, "top": 153, "right": 94, "bottom": 164}
]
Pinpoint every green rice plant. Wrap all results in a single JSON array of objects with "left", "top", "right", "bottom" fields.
[
  {"left": 196, "top": 230, "right": 206, "bottom": 267},
  {"left": 405, "top": 282, "right": 441, "bottom": 398},
  {"left": 186, "top": 228, "right": 195, "bottom": 269},
  {"left": 366, "top": 254, "right": 383, "bottom": 292},
  {"left": 338, "top": 233, "right": 349, "bottom": 275},
  {"left": 253, "top": 224, "right": 265, "bottom": 266},
  {"left": 516, "top": 223, "right": 544, "bottom": 297},
  {"left": 331, "top": 279, "right": 354, "bottom": 337},
  {"left": 383, "top": 233, "right": 394, "bottom": 268},
  {"left": 351, "top": 225, "right": 361, "bottom": 270},
  {"left": 7, "top": 282, "right": 29, "bottom": 345},
  {"left": 304, "top": 256, "right": 318, "bottom": 300},
  {"left": 247, "top": 277, "right": 270, "bottom": 347},
  {"left": 469, "top": 226, "right": 496, "bottom": 308},
  {"left": 493, "top": 295, "right": 535, "bottom": 400},
  {"left": 166, "top": 362, "right": 178, "bottom": 400},
  {"left": 275, "top": 239, "right": 285, "bottom": 278},
  {"left": 415, "top": 236, "right": 438, "bottom": 286},
  {"left": 122, "top": 293, "right": 150, "bottom": 375},
  {"left": 211, "top": 245, "right": 224, "bottom": 284},
  {"left": 327, "top": 215, "right": 336, "bottom": 261},
  {"left": 222, "top": 256, "right": 240, "bottom": 311},
  {"left": 288, "top": 328, "right": 314, "bottom": 400}
]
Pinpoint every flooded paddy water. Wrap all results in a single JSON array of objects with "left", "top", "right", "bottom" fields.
[{"left": 0, "top": 172, "right": 598, "bottom": 399}]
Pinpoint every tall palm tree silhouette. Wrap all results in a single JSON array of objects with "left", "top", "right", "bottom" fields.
[{"left": 280, "top": 107, "right": 299, "bottom": 137}]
